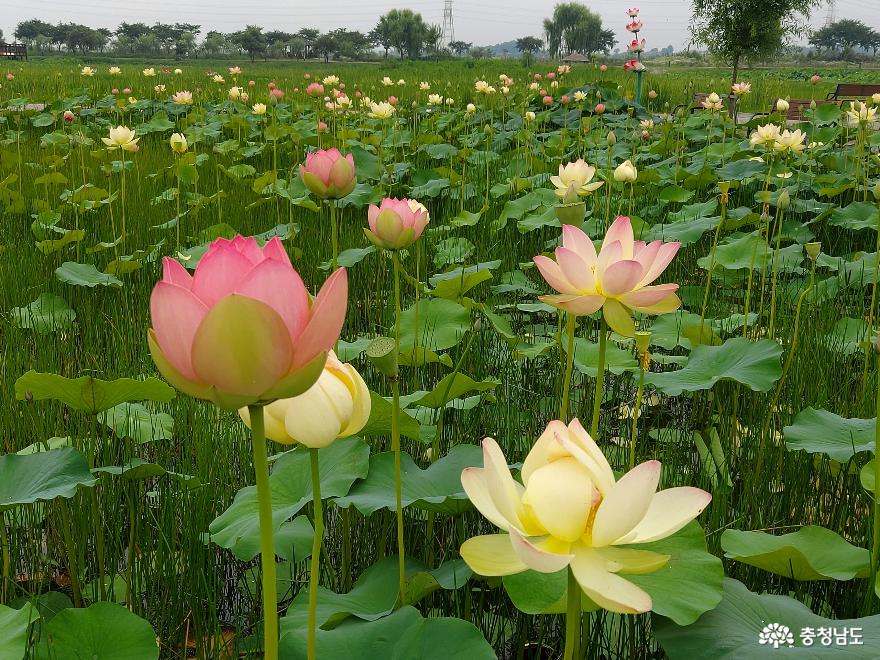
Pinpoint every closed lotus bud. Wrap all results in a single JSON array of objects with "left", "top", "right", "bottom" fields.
[
  {"left": 777, "top": 189, "right": 790, "bottom": 210},
  {"left": 613, "top": 160, "right": 638, "bottom": 183},
  {"left": 810, "top": 99, "right": 816, "bottom": 109},
  {"left": 607, "top": 130, "right": 617, "bottom": 146},
  {"left": 805, "top": 242, "right": 821, "bottom": 261},
  {"left": 169, "top": 132, "right": 188, "bottom": 154},
  {"left": 63, "top": 110, "right": 76, "bottom": 123},
  {"left": 365, "top": 198, "right": 429, "bottom": 250},
  {"left": 299, "top": 148, "right": 356, "bottom": 200},
  {"left": 776, "top": 98, "right": 789, "bottom": 113},
  {"left": 239, "top": 352, "right": 370, "bottom": 448}
]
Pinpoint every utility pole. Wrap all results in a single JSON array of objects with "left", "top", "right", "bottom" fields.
[{"left": 441, "top": 0, "right": 455, "bottom": 47}]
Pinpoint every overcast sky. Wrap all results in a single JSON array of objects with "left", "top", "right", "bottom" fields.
[{"left": 2, "top": 0, "right": 873, "bottom": 51}]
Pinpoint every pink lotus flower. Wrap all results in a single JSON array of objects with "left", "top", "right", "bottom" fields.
[
  {"left": 307, "top": 82, "right": 324, "bottom": 97},
  {"left": 627, "top": 38, "right": 646, "bottom": 53},
  {"left": 148, "top": 236, "right": 348, "bottom": 410},
  {"left": 533, "top": 217, "right": 681, "bottom": 335},
  {"left": 626, "top": 20, "right": 643, "bottom": 32},
  {"left": 111, "top": 88, "right": 120, "bottom": 95},
  {"left": 543, "top": 95, "right": 553, "bottom": 106},
  {"left": 810, "top": 74, "right": 821, "bottom": 84},
  {"left": 269, "top": 88, "right": 285, "bottom": 102},
  {"left": 268, "top": 81, "right": 277, "bottom": 89},
  {"left": 547, "top": 71, "right": 556, "bottom": 80},
  {"left": 365, "top": 198, "right": 430, "bottom": 250},
  {"left": 627, "top": 7, "right": 640, "bottom": 16},
  {"left": 63, "top": 110, "right": 75, "bottom": 122},
  {"left": 122, "top": 87, "right": 131, "bottom": 94},
  {"left": 648, "top": 89, "right": 657, "bottom": 99},
  {"left": 599, "top": 64, "right": 608, "bottom": 72},
  {"left": 299, "top": 148, "right": 357, "bottom": 199},
  {"left": 534, "top": 73, "right": 542, "bottom": 81},
  {"left": 317, "top": 121, "right": 328, "bottom": 133},
  {"left": 5, "top": 72, "right": 14, "bottom": 81},
  {"left": 595, "top": 103, "right": 605, "bottom": 113},
  {"left": 623, "top": 59, "right": 645, "bottom": 72}
]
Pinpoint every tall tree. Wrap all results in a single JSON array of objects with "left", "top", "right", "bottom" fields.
[
  {"left": 376, "top": 9, "right": 430, "bottom": 59},
  {"left": 231, "top": 25, "right": 267, "bottom": 61},
  {"left": 691, "top": 0, "right": 821, "bottom": 85},
  {"left": 809, "top": 19, "right": 879, "bottom": 55},
  {"left": 516, "top": 36, "right": 544, "bottom": 54},
  {"left": 543, "top": 3, "right": 614, "bottom": 58},
  {"left": 448, "top": 40, "right": 472, "bottom": 56}
]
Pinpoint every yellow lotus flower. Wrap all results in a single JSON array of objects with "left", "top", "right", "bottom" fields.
[
  {"left": 109, "top": 66, "right": 122, "bottom": 76},
  {"left": 369, "top": 101, "right": 395, "bottom": 119},
  {"left": 143, "top": 67, "right": 156, "bottom": 77},
  {"left": 238, "top": 352, "right": 370, "bottom": 448},
  {"left": 172, "top": 90, "right": 193, "bottom": 105},
  {"left": 169, "top": 132, "right": 188, "bottom": 154},
  {"left": 252, "top": 102, "right": 267, "bottom": 115},
  {"left": 101, "top": 125, "right": 139, "bottom": 152},
  {"left": 773, "top": 129, "right": 806, "bottom": 154},
  {"left": 550, "top": 159, "right": 604, "bottom": 200},
  {"left": 845, "top": 100, "right": 877, "bottom": 128},
  {"left": 701, "top": 92, "right": 723, "bottom": 111},
  {"left": 80, "top": 66, "right": 95, "bottom": 77},
  {"left": 613, "top": 160, "right": 638, "bottom": 183},
  {"left": 459, "top": 419, "right": 711, "bottom": 613},
  {"left": 749, "top": 123, "right": 781, "bottom": 149}
]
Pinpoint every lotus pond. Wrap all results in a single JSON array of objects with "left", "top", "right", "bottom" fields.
[{"left": 1, "top": 60, "right": 880, "bottom": 659}]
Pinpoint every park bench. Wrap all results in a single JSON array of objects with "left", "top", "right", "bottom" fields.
[
  {"left": 826, "top": 83, "right": 880, "bottom": 101},
  {"left": 0, "top": 42, "right": 27, "bottom": 60},
  {"left": 748, "top": 98, "right": 841, "bottom": 122}
]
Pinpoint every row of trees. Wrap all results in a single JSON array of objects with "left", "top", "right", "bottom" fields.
[{"left": 809, "top": 19, "right": 880, "bottom": 56}]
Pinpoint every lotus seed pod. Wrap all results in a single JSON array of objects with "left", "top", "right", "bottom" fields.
[
  {"left": 805, "top": 242, "right": 821, "bottom": 261},
  {"left": 634, "top": 331, "right": 651, "bottom": 355}
]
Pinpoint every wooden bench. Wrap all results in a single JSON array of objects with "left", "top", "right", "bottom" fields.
[
  {"left": 0, "top": 43, "right": 27, "bottom": 60},
  {"left": 763, "top": 99, "right": 840, "bottom": 121},
  {"left": 826, "top": 83, "right": 880, "bottom": 101}
]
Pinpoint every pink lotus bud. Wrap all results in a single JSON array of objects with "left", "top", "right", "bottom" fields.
[
  {"left": 540, "top": 88, "right": 547, "bottom": 96},
  {"left": 339, "top": 82, "right": 345, "bottom": 89},
  {"left": 543, "top": 95, "right": 553, "bottom": 106},
  {"left": 123, "top": 87, "right": 131, "bottom": 95},
  {"left": 111, "top": 88, "right": 120, "bottom": 95},
  {"left": 268, "top": 81, "right": 276, "bottom": 90},
  {"left": 317, "top": 121, "right": 328, "bottom": 133},
  {"left": 63, "top": 110, "right": 76, "bottom": 123},
  {"left": 600, "top": 64, "right": 608, "bottom": 72},
  {"left": 299, "top": 148, "right": 357, "bottom": 200},
  {"left": 561, "top": 95, "right": 570, "bottom": 105},
  {"left": 307, "top": 82, "right": 324, "bottom": 97},
  {"left": 547, "top": 72, "right": 556, "bottom": 80},
  {"left": 810, "top": 74, "right": 821, "bottom": 84},
  {"left": 5, "top": 73, "right": 13, "bottom": 81},
  {"left": 355, "top": 91, "right": 362, "bottom": 98},
  {"left": 365, "top": 198, "right": 430, "bottom": 250},
  {"left": 388, "top": 96, "right": 398, "bottom": 106},
  {"left": 269, "top": 88, "right": 285, "bottom": 102},
  {"left": 534, "top": 73, "right": 542, "bottom": 81},
  {"left": 641, "top": 130, "right": 650, "bottom": 140},
  {"left": 148, "top": 236, "right": 348, "bottom": 409},
  {"left": 595, "top": 103, "right": 605, "bottom": 114},
  {"left": 648, "top": 90, "right": 658, "bottom": 99},
  {"left": 248, "top": 80, "right": 256, "bottom": 87},
  {"left": 304, "top": 73, "right": 311, "bottom": 80}
]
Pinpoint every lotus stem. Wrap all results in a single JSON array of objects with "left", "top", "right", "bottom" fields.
[
  {"left": 629, "top": 355, "right": 648, "bottom": 470},
  {"left": 307, "top": 448, "right": 323, "bottom": 660},
  {"left": 249, "top": 405, "right": 278, "bottom": 660},
  {"left": 563, "top": 567, "right": 580, "bottom": 660},
  {"left": 870, "top": 351, "right": 880, "bottom": 609},
  {"left": 591, "top": 317, "right": 608, "bottom": 437},
  {"left": 330, "top": 201, "right": 339, "bottom": 272},
  {"left": 391, "top": 251, "right": 407, "bottom": 602},
  {"left": 560, "top": 314, "right": 577, "bottom": 419}
]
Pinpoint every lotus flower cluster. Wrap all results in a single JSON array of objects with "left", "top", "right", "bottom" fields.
[
  {"left": 627, "top": 39, "right": 646, "bottom": 53},
  {"left": 533, "top": 217, "right": 680, "bottom": 336},
  {"left": 364, "top": 198, "right": 430, "bottom": 250},
  {"left": 550, "top": 159, "right": 604, "bottom": 201},
  {"left": 239, "top": 351, "right": 370, "bottom": 448},
  {"left": 623, "top": 59, "right": 645, "bottom": 72},
  {"left": 148, "top": 236, "right": 348, "bottom": 410},
  {"left": 299, "top": 148, "right": 357, "bottom": 200},
  {"left": 460, "top": 419, "right": 711, "bottom": 613},
  {"left": 846, "top": 100, "right": 877, "bottom": 128}
]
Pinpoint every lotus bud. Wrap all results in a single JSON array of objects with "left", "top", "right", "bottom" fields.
[
  {"left": 607, "top": 130, "right": 617, "bottom": 146},
  {"left": 777, "top": 189, "right": 790, "bottom": 210}
]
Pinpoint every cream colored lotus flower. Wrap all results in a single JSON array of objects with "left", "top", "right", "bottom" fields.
[
  {"left": 445, "top": 97, "right": 455, "bottom": 105},
  {"left": 252, "top": 102, "right": 267, "bottom": 115},
  {"left": 701, "top": 92, "right": 723, "bottom": 111},
  {"left": 419, "top": 81, "right": 430, "bottom": 90},
  {"left": 238, "top": 351, "right": 370, "bottom": 448},
  {"left": 172, "top": 90, "right": 193, "bottom": 105},
  {"left": 845, "top": 100, "right": 877, "bottom": 128},
  {"left": 80, "top": 66, "right": 95, "bottom": 77},
  {"left": 143, "top": 67, "right": 156, "bottom": 77},
  {"left": 169, "top": 132, "right": 188, "bottom": 154},
  {"left": 459, "top": 419, "right": 711, "bottom": 614},
  {"left": 872, "top": 93, "right": 880, "bottom": 104},
  {"left": 229, "top": 66, "right": 242, "bottom": 75},
  {"left": 382, "top": 76, "right": 394, "bottom": 86},
  {"left": 551, "top": 159, "right": 604, "bottom": 200},
  {"left": 428, "top": 93, "right": 443, "bottom": 105},
  {"left": 613, "top": 160, "right": 638, "bottom": 183},
  {"left": 154, "top": 84, "right": 166, "bottom": 93},
  {"left": 574, "top": 90, "right": 587, "bottom": 102},
  {"left": 322, "top": 75, "right": 339, "bottom": 86},
  {"left": 369, "top": 101, "right": 395, "bottom": 119},
  {"left": 773, "top": 129, "right": 806, "bottom": 154},
  {"left": 228, "top": 86, "right": 241, "bottom": 100},
  {"left": 212, "top": 74, "right": 225, "bottom": 83},
  {"left": 524, "top": 111, "right": 536, "bottom": 122},
  {"left": 731, "top": 82, "right": 751, "bottom": 96},
  {"left": 475, "top": 80, "right": 490, "bottom": 93},
  {"left": 174, "top": 68, "right": 183, "bottom": 75},
  {"left": 109, "top": 66, "right": 122, "bottom": 76},
  {"left": 749, "top": 123, "right": 781, "bottom": 149},
  {"left": 466, "top": 103, "right": 476, "bottom": 113},
  {"left": 101, "top": 125, "right": 139, "bottom": 152},
  {"left": 639, "top": 119, "right": 654, "bottom": 130}
]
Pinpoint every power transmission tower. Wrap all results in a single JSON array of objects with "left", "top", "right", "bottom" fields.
[
  {"left": 824, "top": 0, "right": 836, "bottom": 26},
  {"left": 441, "top": 0, "right": 455, "bottom": 46}
]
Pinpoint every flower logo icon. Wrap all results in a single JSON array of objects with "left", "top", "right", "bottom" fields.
[{"left": 759, "top": 623, "right": 794, "bottom": 648}]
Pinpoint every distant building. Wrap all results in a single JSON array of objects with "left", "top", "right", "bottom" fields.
[{"left": 561, "top": 52, "right": 590, "bottom": 63}]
